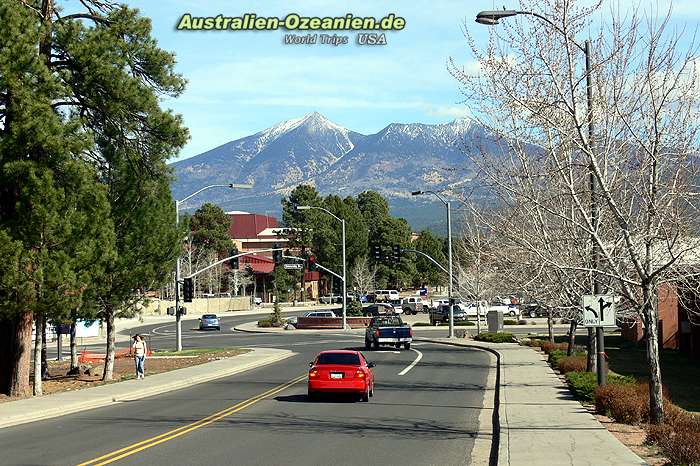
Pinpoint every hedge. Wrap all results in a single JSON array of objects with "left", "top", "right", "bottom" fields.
[
  {"left": 473, "top": 332, "right": 515, "bottom": 343},
  {"left": 565, "top": 371, "right": 635, "bottom": 402}
]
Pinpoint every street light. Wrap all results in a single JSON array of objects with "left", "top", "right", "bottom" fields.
[
  {"left": 296, "top": 205, "right": 347, "bottom": 330},
  {"left": 412, "top": 190, "right": 454, "bottom": 338},
  {"left": 174, "top": 183, "right": 253, "bottom": 351},
  {"left": 475, "top": 8, "right": 605, "bottom": 384}
]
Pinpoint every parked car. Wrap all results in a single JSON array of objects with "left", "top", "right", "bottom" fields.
[
  {"left": 429, "top": 305, "right": 469, "bottom": 325},
  {"left": 489, "top": 301, "right": 521, "bottom": 318},
  {"left": 319, "top": 295, "right": 343, "bottom": 304},
  {"left": 362, "top": 303, "right": 397, "bottom": 317},
  {"left": 364, "top": 315, "right": 412, "bottom": 350},
  {"left": 286, "top": 310, "right": 337, "bottom": 328},
  {"left": 460, "top": 301, "right": 488, "bottom": 319},
  {"left": 522, "top": 301, "right": 549, "bottom": 318},
  {"left": 400, "top": 296, "right": 425, "bottom": 315},
  {"left": 429, "top": 298, "right": 450, "bottom": 310},
  {"left": 307, "top": 350, "right": 375, "bottom": 402},
  {"left": 368, "top": 289, "right": 400, "bottom": 302},
  {"left": 253, "top": 297, "right": 262, "bottom": 306},
  {"left": 198, "top": 314, "right": 220, "bottom": 331}
]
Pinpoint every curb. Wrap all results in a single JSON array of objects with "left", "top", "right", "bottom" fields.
[{"left": 0, "top": 348, "right": 294, "bottom": 430}]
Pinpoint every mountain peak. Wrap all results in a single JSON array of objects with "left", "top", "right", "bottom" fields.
[{"left": 256, "top": 112, "right": 349, "bottom": 144}]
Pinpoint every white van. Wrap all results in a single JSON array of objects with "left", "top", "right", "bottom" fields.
[{"left": 371, "top": 289, "right": 400, "bottom": 302}]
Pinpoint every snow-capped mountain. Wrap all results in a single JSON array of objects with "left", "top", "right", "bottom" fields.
[{"left": 171, "top": 112, "right": 497, "bottom": 227}]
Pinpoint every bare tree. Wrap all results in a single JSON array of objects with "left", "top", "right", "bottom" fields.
[
  {"left": 352, "top": 256, "right": 376, "bottom": 295},
  {"left": 453, "top": 0, "right": 700, "bottom": 423}
]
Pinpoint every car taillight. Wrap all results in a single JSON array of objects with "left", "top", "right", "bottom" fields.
[
  {"left": 409, "top": 327, "right": 413, "bottom": 337},
  {"left": 354, "top": 369, "right": 366, "bottom": 379},
  {"left": 374, "top": 329, "right": 380, "bottom": 337},
  {"left": 308, "top": 368, "right": 319, "bottom": 378}
]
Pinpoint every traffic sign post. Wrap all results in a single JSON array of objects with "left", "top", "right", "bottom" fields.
[{"left": 582, "top": 294, "right": 616, "bottom": 386}]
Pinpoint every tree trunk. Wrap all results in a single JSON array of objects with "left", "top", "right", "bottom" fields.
[
  {"left": 0, "top": 313, "right": 34, "bottom": 397},
  {"left": 547, "top": 309, "right": 554, "bottom": 343},
  {"left": 41, "top": 314, "right": 50, "bottom": 380},
  {"left": 643, "top": 286, "right": 664, "bottom": 424},
  {"left": 33, "top": 315, "right": 43, "bottom": 396},
  {"left": 586, "top": 327, "right": 597, "bottom": 373},
  {"left": 567, "top": 320, "right": 578, "bottom": 356},
  {"left": 102, "top": 307, "right": 116, "bottom": 381},
  {"left": 69, "top": 320, "right": 78, "bottom": 372}
]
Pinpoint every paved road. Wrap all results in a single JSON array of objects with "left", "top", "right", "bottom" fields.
[{"left": 6, "top": 317, "right": 492, "bottom": 466}]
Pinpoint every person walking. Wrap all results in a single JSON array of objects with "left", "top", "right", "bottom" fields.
[{"left": 132, "top": 334, "right": 147, "bottom": 379}]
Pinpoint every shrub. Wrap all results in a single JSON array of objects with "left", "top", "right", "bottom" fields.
[
  {"left": 347, "top": 300, "right": 363, "bottom": 317},
  {"left": 474, "top": 332, "right": 516, "bottom": 343},
  {"left": 257, "top": 319, "right": 273, "bottom": 328},
  {"left": 595, "top": 383, "right": 648, "bottom": 424},
  {"left": 412, "top": 322, "right": 432, "bottom": 327},
  {"left": 518, "top": 319, "right": 528, "bottom": 325},
  {"left": 647, "top": 404, "right": 700, "bottom": 465},
  {"left": 503, "top": 319, "right": 518, "bottom": 326},
  {"left": 557, "top": 355, "right": 587, "bottom": 374},
  {"left": 541, "top": 341, "right": 569, "bottom": 354},
  {"left": 565, "top": 371, "right": 598, "bottom": 402},
  {"left": 548, "top": 349, "right": 567, "bottom": 368},
  {"left": 566, "top": 371, "right": 636, "bottom": 403}
]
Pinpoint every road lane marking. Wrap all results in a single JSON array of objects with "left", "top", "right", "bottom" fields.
[
  {"left": 76, "top": 374, "right": 306, "bottom": 466},
  {"left": 398, "top": 348, "right": 423, "bottom": 376}
]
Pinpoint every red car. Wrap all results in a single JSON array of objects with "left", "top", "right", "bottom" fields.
[{"left": 307, "top": 350, "right": 375, "bottom": 402}]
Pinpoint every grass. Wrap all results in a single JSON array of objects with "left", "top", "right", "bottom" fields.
[
  {"left": 152, "top": 347, "right": 249, "bottom": 357},
  {"left": 553, "top": 334, "right": 700, "bottom": 412}
]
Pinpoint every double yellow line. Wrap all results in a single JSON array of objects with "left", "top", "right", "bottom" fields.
[{"left": 78, "top": 374, "right": 306, "bottom": 466}]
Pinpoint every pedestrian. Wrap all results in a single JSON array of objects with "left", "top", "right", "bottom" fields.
[{"left": 132, "top": 334, "right": 147, "bottom": 379}]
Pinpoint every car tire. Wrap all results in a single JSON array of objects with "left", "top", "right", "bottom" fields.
[
  {"left": 364, "top": 339, "right": 371, "bottom": 350},
  {"left": 509, "top": 310, "right": 516, "bottom": 317},
  {"left": 369, "top": 384, "right": 374, "bottom": 397},
  {"left": 404, "top": 342, "right": 411, "bottom": 350},
  {"left": 216, "top": 326, "right": 220, "bottom": 331},
  {"left": 529, "top": 311, "right": 536, "bottom": 318},
  {"left": 308, "top": 391, "right": 316, "bottom": 401},
  {"left": 361, "top": 388, "right": 370, "bottom": 402},
  {"left": 373, "top": 341, "right": 379, "bottom": 350}
]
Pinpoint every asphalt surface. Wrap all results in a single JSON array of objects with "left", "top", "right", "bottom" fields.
[{"left": 6, "top": 315, "right": 492, "bottom": 466}]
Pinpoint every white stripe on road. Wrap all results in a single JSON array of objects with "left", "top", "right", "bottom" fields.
[{"left": 398, "top": 348, "right": 423, "bottom": 376}]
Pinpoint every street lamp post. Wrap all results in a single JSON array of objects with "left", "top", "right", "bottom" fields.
[
  {"left": 412, "top": 190, "right": 454, "bottom": 338},
  {"left": 296, "top": 205, "right": 347, "bottom": 330},
  {"left": 174, "top": 183, "right": 253, "bottom": 351},
  {"left": 475, "top": 9, "right": 605, "bottom": 384}
]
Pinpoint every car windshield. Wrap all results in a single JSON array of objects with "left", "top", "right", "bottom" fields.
[
  {"left": 202, "top": 314, "right": 217, "bottom": 319},
  {"left": 316, "top": 353, "right": 360, "bottom": 365},
  {"left": 374, "top": 316, "right": 402, "bottom": 326}
]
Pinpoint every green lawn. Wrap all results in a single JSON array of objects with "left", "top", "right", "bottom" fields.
[{"left": 550, "top": 334, "right": 700, "bottom": 412}]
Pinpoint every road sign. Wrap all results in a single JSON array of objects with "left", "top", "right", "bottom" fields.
[
  {"left": 582, "top": 294, "right": 616, "bottom": 327},
  {"left": 283, "top": 263, "right": 303, "bottom": 270}
]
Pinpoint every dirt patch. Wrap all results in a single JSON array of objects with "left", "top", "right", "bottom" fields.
[
  {"left": 593, "top": 413, "right": 670, "bottom": 465},
  {"left": 0, "top": 348, "right": 248, "bottom": 403}
]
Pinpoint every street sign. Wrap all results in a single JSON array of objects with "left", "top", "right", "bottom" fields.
[
  {"left": 582, "top": 295, "right": 616, "bottom": 327},
  {"left": 283, "top": 263, "right": 304, "bottom": 270}
]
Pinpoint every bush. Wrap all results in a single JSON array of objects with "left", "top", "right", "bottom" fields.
[
  {"left": 347, "top": 300, "right": 363, "bottom": 317},
  {"left": 647, "top": 404, "right": 700, "bottom": 465},
  {"left": 565, "top": 371, "right": 598, "bottom": 402},
  {"left": 557, "top": 355, "right": 587, "bottom": 374},
  {"left": 412, "top": 322, "right": 432, "bottom": 327},
  {"left": 503, "top": 319, "right": 518, "bottom": 326},
  {"left": 548, "top": 349, "right": 567, "bottom": 368},
  {"left": 474, "top": 332, "right": 516, "bottom": 343},
  {"left": 595, "top": 383, "right": 649, "bottom": 424},
  {"left": 257, "top": 319, "right": 273, "bottom": 328},
  {"left": 518, "top": 319, "right": 528, "bottom": 325},
  {"left": 541, "top": 341, "right": 569, "bottom": 354},
  {"left": 565, "top": 371, "right": 636, "bottom": 403}
]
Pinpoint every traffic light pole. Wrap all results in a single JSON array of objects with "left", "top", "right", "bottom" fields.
[
  {"left": 175, "top": 200, "right": 183, "bottom": 352},
  {"left": 341, "top": 219, "right": 347, "bottom": 331}
]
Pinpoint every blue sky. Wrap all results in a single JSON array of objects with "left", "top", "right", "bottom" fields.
[{"left": 74, "top": 1, "right": 700, "bottom": 162}]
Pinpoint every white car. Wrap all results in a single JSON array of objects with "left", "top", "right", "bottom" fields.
[
  {"left": 459, "top": 301, "right": 488, "bottom": 319},
  {"left": 430, "top": 298, "right": 450, "bottom": 310},
  {"left": 489, "top": 301, "right": 521, "bottom": 318},
  {"left": 286, "top": 310, "right": 337, "bottom": 326}
]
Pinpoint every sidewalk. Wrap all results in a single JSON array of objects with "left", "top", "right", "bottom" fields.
[
  {"left": 0, "top": 347, "right": 294, "bottom": 429},
  {"left": 419, "top": 337, "right": 646, "bottom": 466}
]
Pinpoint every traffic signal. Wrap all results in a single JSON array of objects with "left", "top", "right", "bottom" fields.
[
  {"left": 272, "top": 243, "right": 282, "bottom": 265},
  {"left": 308, "top": 255, "right": 317, "bottom": 271},
  {"left": 392, "top": 245, "right": 402, "bottom": 262},
  {"left": 229, "top": 249, "right": 239, "bottom": 270},
  {"left": 183, "top": 277, "right": 193, "bottom": 302},
  {"left": 372, "top": 245, "right": 382, "bottom": 261}
]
